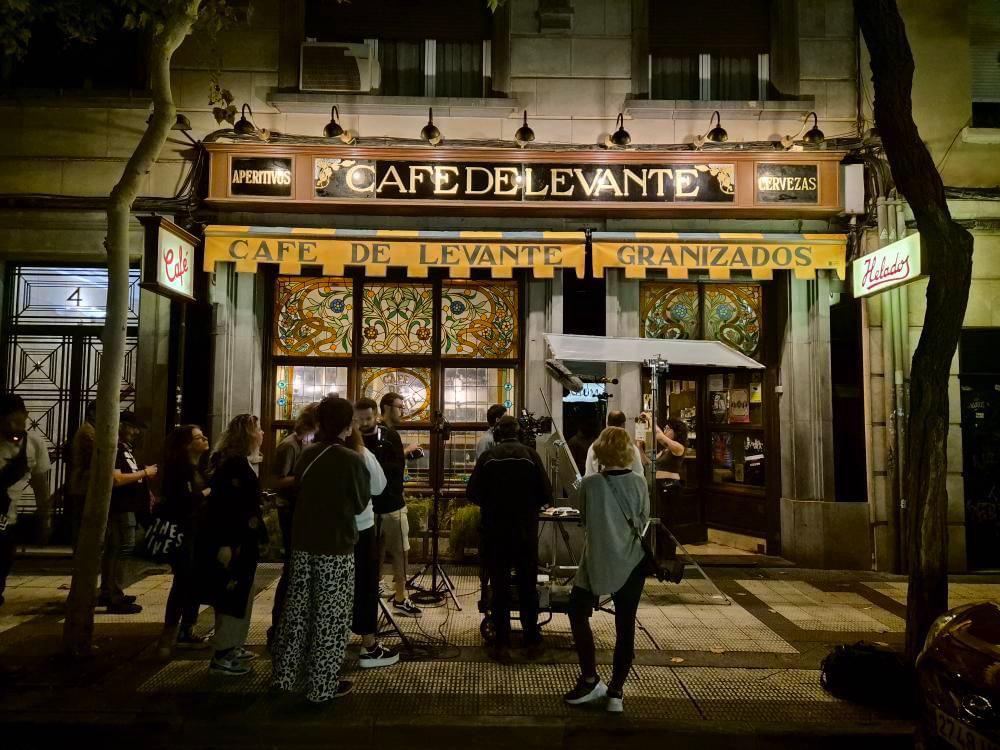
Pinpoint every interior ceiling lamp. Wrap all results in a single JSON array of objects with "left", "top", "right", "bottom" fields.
[
  {"left": 514, "top": 110, "right": 535, "bottom": 148},
  {"left": 234, "top": 103, "right": 256, "bottom": 136},
  {"left": 608, "top": 113, "right": 631, "bottom": 147},
  {"left": 420, "top": 107, "right": 442, "bottom": 146},
  {"left": 780, "top": 111, "right": 826, "bottom": 149}
]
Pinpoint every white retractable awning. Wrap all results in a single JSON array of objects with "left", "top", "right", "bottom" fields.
[{"left": 544, "top": 333, "right": 764, "bottom": 369}]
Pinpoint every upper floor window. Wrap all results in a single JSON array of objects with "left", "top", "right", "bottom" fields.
[
  {"left": 648, "top": 0, "right": 770, "bottom": 101},
  {"left": 971, "top": 0, "right": 1000, "bottom": 127},
  {"left": 303, "top": 0, "right": 492, "bottom": 97}
]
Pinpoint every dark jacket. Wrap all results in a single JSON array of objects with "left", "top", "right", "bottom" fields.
[
  {"left": 362, "top": 425, "right": 405, "bottom": 514},
  {"left": 160, "top": 462, "right": 207, "bottom": 532},
  {"left": 467, "top": 438, "right": 553, "bottom": 546},
  {"left": 200, "top": 455, "right": 264, "bottom": 617},
  {"left": 291, "top": 441, "right": 369, "bottom": 557}
]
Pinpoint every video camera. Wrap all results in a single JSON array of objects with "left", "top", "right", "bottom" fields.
[{"left": 517, "top": 410, "right": 553, "bottom": 449}]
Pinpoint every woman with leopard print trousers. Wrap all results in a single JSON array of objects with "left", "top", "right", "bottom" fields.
[{"left": 271, "top": 395, "right": 370, "bottom": 703}]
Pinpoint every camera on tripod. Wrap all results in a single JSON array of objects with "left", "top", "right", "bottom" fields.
[{"left": 517, "top": 410, "right": 553, "bottom": 448}]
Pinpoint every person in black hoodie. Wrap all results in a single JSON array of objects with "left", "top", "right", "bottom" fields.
[
  {"left": 467, "top": 415, "right": 553, "bottom": 662},
  {"left": 203, "top": 414, "right": 265, "bottom": 676},
  {"left": 156, "top": 424, "right": 212, "bottom": 660}
]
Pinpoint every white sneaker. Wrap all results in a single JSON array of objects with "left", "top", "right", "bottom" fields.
[
  {"left": 564, "top": 676, "right": 608, "bottom": 705},
  {"left": 359, "top": 643, "right": 400, "bottom": 668},
  {"left": 606, "top": 691, "right": 624, "bottom": 713}
]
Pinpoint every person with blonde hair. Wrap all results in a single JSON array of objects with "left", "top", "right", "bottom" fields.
[
  {"left": 202, "top": 414, "right": 265, "bottom": 676},
  {"left": 563, "top": 426, "right": 649, "bottom": 714}
]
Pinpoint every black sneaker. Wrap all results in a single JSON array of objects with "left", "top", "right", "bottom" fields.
[
  {"left": 359, "top": 643, "right": 400, "bottom": 669},
  {"left": 486, "top": 644, "right": 512, "bottom": 664},
  {"left": 563, "top": 675, "right": 607, "bottom": 705},
  {"left": 106, "top": 602, "right": 143, "bottom": 614},
  {"left": 308, "top": 680, "right": 354, "bottom": 704},
  {"left": 391, "top": 597, "right": 422, "bottom": 618}
]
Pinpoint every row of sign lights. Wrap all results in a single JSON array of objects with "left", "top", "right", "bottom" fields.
[{"left": 180, "top": 102, "right": 825, "bottom": 151}]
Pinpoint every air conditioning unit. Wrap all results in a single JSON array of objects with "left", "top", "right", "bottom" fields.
[{"left": 300, "top": 42, "right": 381, "bottom": 93}]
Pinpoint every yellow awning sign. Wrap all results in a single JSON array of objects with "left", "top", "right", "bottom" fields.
[
  {"left": 591, "top": 232, "right": 847, "bottom": 280},
  {"left": 203, "top": 226, "right": 587, "bottom": 278}
]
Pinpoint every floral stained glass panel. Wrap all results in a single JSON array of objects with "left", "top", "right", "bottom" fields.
[
  {"left": 274, "top": 277, "right": 353, "bottom": 356},
  {"left": 441, "top": 281, "right": 519, "bottom": 358},
  {"left": 704, "top": 285, "right": 762, "bottom": 358},
  {"left": 360, "top": 366, "right": 432, "bottom": 422},
  {"left": 361, "top": 284, "right": 434, "bottom": 355},
  {"left": 640, "top": 284, "right": 700, "bottom": 340}
]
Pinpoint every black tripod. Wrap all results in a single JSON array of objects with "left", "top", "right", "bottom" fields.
[
  {"left": 407, "top": 412, "right": 462, "bottom": 609},
  {"left": 408, "top": 489, "right": 462, "bottom": 609}
]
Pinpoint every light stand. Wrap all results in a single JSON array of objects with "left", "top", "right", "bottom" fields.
[
  {"left": 644, "top": 356, "right": 731, "bottom": 605},
  {"left": 408, "top": 412, "right": 462, "bottom": 609}
]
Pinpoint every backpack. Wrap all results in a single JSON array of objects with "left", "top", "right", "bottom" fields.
[{"left": 820, "top": 641, "right": 913, "bottom": 710}]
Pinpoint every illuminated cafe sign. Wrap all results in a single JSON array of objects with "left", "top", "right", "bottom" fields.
[
  {"left": 852, "top": 233, "right": 924, "bottom": 298},
  {"left": 202, "top": 226, "right": 587, "bottom": 278},
  {"left": 756, "top": 163, "right": 819, "bottom": 203},
  {"left": 230, "top": 157, "right": 293, "bottom": 197},
  {"left": 139, "top": 216, "right": 198, "bottom": 302},
  {"left": 312, "top": 158, "right": 736, "bottom": 203},
  {"left": 592, "top": 232, "right": 847, "bottom": 280}
]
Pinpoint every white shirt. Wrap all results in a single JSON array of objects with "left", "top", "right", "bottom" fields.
[
  {"left": 584, "top": 443, "right": 645, "bottom": 478},
  {"left": 0, "top": 433, "right": 51, "bottom": 526},
  {"left": 356, "top": 446, "right": 387, "bottom": 532}
]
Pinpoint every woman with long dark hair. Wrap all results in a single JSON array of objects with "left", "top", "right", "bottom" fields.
[
  {"left": 202, "top": 414, "right": 265, "bottom": 676},
  {"left": 156, "top": 424, "right": 212, "bottom": 659},
  {"left": 271, "top": 395, "right": 369, "bottom": 703}
]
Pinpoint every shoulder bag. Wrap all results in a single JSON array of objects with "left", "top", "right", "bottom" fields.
[{"left": 600, "top": 473, "right": 672, "bottom": 583}]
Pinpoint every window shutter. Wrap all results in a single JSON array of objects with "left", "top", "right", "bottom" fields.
[
  {"left": 971, "top": 0, "right": 1000, "bottom": 102},
  {"left": 649, "top": 0, "right": 770, "bottom": 55},
  {"left": 306, "top": 0, "right": 491, "bottom": 43}
]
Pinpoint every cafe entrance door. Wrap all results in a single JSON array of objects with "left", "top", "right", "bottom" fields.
[{"left": 652, "top": 367, "right": 771, "bottom": 552}]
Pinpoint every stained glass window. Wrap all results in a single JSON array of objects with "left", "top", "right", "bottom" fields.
[
  {"left": 274, "top": 365, "right": 348, "bottom": 421},
  {"left": 274, "top": 276, "right": 353, "bottom": 357},
  {"left": 441, "top": 281, "right": 519, "bottom": 358},
  {"left": 360, "top": 366, "right": 432, "bottom": 422},
  {"left": 704, "top": 285, "right": 762, "bottom": 358},
  {"left": 443, "top": 368, "right": 516, "bottom": 422},
  {"left": 443, "top": 430, "right": 483, "bottom": 484},
  {"left": 361, "top": 284, "right": 434, "bottom": 355},
  {"left": 641, "top": 284, "right": 700, "bottom": 341}
]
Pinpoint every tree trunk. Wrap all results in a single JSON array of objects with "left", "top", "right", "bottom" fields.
[
  {"left": 62, "top": 2, "right": 201, "bottom": 657},
  {"left": 854, "top": 0, "right": 975, "bottom": 663}
]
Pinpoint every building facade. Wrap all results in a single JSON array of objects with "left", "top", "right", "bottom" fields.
[{"left": 0, "top": 0, "right": 996, "bottom": 572}]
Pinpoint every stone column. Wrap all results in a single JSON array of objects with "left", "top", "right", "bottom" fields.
[
  {"left": 135, "top": 290, "right": 172, "bottom": 462},
  {"left": 606, "top": 271, "right": 642, "bottom": 422},
  {"left": 778, "top": 271, "right": 872, "bottom": 568},
  {"left": 208, "top": 267, "right": 266, "bottom": 445},
  {"left": 525, "top": 272, "right": 564, "bottom": 433}
]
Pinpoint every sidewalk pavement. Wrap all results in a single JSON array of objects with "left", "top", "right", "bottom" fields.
[{"left": 3, "top": 559, "right": 998, "bottom": 749}]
